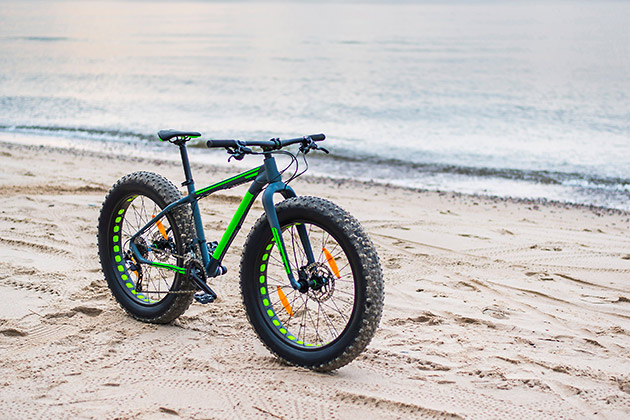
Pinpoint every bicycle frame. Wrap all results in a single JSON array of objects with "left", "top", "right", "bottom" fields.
[{"left": 128, "top": 141, "right": 315, "bottom": 294}]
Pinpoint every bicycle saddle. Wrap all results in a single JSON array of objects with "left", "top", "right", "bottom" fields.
[{"left": 158, "top": 129, "right": 201, "bottom": 142}]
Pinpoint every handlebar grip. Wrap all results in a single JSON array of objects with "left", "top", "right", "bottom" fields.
[
  {"left": 207, "top": 139, "right": 238, "bottom": 148},
  {"left": 309, "top": 134, "right": 325, "bottom": 141}
]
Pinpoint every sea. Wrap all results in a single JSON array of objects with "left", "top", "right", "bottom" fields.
[{"left": 1, "top": 0, "right": 629, "bottom": 209}]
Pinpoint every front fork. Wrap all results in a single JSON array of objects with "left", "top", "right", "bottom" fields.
[{"left": 260, "top": 183, "right": 316, "bottom": 290}]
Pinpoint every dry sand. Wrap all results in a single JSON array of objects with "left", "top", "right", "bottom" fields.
[{"left": 1, "top": 138, "right": 629, "bottom": 419}]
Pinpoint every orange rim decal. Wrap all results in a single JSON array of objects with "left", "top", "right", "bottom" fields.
[
  {"left": 322, "top": 247, "right": 341, "bottom": 279},
  {"left": 277, "top": 286, "right": 293, "bottom": 317},
  {"left": 153, "top": 214, "right": 169, "bottom": 240}
]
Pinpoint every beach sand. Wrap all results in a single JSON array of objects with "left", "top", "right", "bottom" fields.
[{"left": 1, "top": 138, "right": 629, "bottom": 419}]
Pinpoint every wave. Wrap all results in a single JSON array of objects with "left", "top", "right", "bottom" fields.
[
  {"left": 317, "top": 151, "right": 630, "bottom": 189},
  {"left": 2, "top": 123, "right": 629, "bottom": 193},
  {"left": 0, "top": 124, "right": 156, "bottom": 143}
]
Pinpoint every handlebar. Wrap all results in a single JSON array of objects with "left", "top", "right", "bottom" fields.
[{"left": 206, "top": 133, "right": 325, "bottom": 150}]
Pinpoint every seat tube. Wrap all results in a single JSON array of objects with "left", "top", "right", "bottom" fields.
[{"left": 179, "top": 143, "right": 210, "bottom": 267}]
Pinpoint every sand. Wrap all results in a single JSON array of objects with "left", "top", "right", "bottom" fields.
[{"left": 1, "top": 137, "right": 629, "bottom": 419}]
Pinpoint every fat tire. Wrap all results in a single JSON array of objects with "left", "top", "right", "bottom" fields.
[
  {"left": 240, "top": 196, "right": 384, "bottom": 371},
  {"left": 98, "top": 171, "right": 195, "bottom": 323}
]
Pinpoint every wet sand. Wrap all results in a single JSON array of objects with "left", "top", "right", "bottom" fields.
[{"left": 1, "top": 139, "right": 629, "bottom": 419}]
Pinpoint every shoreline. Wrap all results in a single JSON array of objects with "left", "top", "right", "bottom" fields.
[
  {"left": 1, "top": 136, "right": 629, "bottom": 418},
  {"left": 2, "top": 136, "right": 628, "bottom": 218}
]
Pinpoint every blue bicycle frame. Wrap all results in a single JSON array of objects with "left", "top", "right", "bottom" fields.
[{"left": 127, "top": 141, "right": 316, "bottom": 298}]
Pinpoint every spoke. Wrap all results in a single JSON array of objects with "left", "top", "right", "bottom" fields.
[
  {"left": 269, "top": 288, "right": 299, "bottom": 308},
  {"left": 305, "top": 300, "right": 324, "bottom": 345},
  {"left": 289, "top": 227, "right": 308, "bottom": 265},
  {"left": 289, "top": 225, "right": 300, "bottom": 270},
  {"left": 284, "top": 295, "right": 307, "bottom": 328},
  {"left": 268, "top": 253, "right": 284, "bottom": 267},
  {"left": 328, "top": 241, "right": 341, "bottom": 255},
  {"left": 329, "top": 288, "right": 355, "bottom": 298},
  {"left": 317, "top": 300, "right": 340, "bottom": 340},
  {"left": 265, "top": 281, "right": 293, "bottom": 289},
  {"left": 265, "top": 278, "right": 293, "bottom": 288},
  {"left": 336, "top": 261, "right": 351, "bottom": 276},
  {"left": 299, "top": 293, "right": 310, "bottom": 342},
  {"left": 321, "top": 298, "right": 349, "bottom": 323},
  {"left": 316, "top": 229, "right": 325, "bottom": 263}
]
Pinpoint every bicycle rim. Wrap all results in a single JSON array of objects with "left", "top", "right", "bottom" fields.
[
  {"left": 258, "top": 222, "right": 357, "bottom": 348},
  {"left": 111, "top": 194, "right": 183, "bottom": 305}
]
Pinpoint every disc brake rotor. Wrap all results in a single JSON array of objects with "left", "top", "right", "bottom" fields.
[{"left": 304, "top": 262, "right": 336, "bottom": 302}]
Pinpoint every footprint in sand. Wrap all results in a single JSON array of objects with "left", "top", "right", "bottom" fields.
[
  {"left": 482, "top": 306, "right": 509, "bottom": 319},
  {"left": 72, "top": 306, "right": 103, "bottom": 316},
  {"left": 524, "top": 271, "right": 554, "bottom": 281},
  {"left": 454, "top": 281, "right": 480, "bottom": 292},
  {"left": 388, "top": 312, "right": 443, "bottom": 326},
  {"left": 0, "top": 327, "right": 27, "bottom": 337},
  {"left": 384, "top": 256, "right": 402, "bottom": 269}
]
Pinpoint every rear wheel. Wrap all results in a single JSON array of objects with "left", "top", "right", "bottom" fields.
[
  {"left": 240, "top": 196, "right": 384, "bottom": 371},
  {"left": 97, "top": 171, "right": 194, "bottom": 323}
]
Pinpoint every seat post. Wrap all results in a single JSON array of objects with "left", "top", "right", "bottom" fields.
[{"left": 178, "top": 142, "right": 195, "bottom": 194}]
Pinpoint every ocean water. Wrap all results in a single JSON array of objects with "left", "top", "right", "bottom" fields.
[{"left": 1, "top": 1, "right": 629, "bottom": 209}]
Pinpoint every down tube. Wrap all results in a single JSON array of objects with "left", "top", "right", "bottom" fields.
[{"left": 205, "top": 189, "right": 259, "bottom": 276}]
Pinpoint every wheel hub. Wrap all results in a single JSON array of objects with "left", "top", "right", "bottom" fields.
[{"left": 298, "top": 262, "right": 336, "bottom": 301}]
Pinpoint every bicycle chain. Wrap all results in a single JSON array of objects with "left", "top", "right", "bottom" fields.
[{"left": 136, "top": 246, "right": 200, "bottom": 295}]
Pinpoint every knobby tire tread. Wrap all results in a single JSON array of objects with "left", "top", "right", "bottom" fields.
[{"left": 240, "top": 196, "right": 384, "bottom": 371}]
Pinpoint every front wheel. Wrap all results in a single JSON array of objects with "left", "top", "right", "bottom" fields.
[{"left": 240, "top": 196, "right": 384, "bottom": 371}]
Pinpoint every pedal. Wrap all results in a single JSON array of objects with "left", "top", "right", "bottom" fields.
[{"left": 194, "top": 291, "right": 215, "bottom": 304}]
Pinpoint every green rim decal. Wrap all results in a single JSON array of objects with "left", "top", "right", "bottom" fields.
[
  {"left": 258, "top": 255, "right": 328, "bottom": 348},
  {"left": 112, "top": 200, "right": 155, "bottom": 304}
]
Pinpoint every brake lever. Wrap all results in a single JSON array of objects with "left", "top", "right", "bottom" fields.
[
  {"left": 301, "top": 141, "right": 330, "bottom": 155},
  {"left": 226, "top": 145, "right": 252, "bottom": 162}
]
